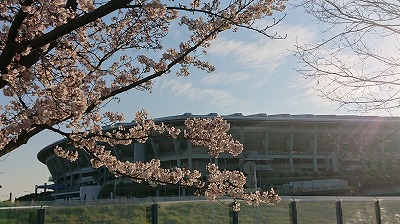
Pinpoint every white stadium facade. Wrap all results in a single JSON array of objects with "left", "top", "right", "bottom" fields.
[{"left": 37, "top": 113, "right": 400, "bottom": 199}]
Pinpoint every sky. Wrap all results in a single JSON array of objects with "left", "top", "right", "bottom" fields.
[{"left": 0, "top": 3, "right": 395, "bottom": 200}]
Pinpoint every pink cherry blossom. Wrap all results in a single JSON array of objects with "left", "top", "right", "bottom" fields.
[{"left": 0, "top": 0, "right": 285, "bottom": 209}]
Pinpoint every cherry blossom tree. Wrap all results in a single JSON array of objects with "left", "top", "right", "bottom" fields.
[
  {"left": 296, "top": 0, "right": 400, "bottom": 113},
  {"left": 0, "top": 0, "right": 285, "bottom": 208}
]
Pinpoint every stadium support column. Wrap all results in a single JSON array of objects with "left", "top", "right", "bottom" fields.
[
  {"left": 332, "top": 129, "right": 341, "bottom": 172},
  {"left": 63, "top": 159, "right": 73, "bottom": 189},
  {"left": 240, "top": 125, "right": 245, "bottom": 145},
  {"left": 379, "top": 141, "right": 385, "bottom": 171},
  {"left": 187, "top": 140, "right": 193, "bottom": 170},
  {"left": 149, "top": 138, "right": 160, "bottom": 159},
  {"left": 359, "top": 135, "right": 367, "bottom": 171},
  {"left": 173, "top": 139, "right": 182, "bottom": 167},
  {"left": 312, "top": 129, "right": 318, "bottom": 172},
  {"left": 54, "top": 156, "right": 63, "bottom": 173},
  {"left": 240, "top": 125, "right": 245, "bottom": 167},
  {"left": 47, "top": 159, "right": 57, "bottom": 180},
  {"left": 134, "top": 143, "right": 145, "bottom": 162},
  {"left": 263, "top": 125, "right": 269, "bottom": 155},
  {"left": 288, "top": 132, "right": 294, "bottom": 173},
  {"left": 111, "top": 145, "right": 120, "bottom": 159}
]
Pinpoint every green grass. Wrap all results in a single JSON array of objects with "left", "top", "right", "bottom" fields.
[
  {"left": 159, "top": 201, "right": 229, "bottom": 224},
  {"left": 0, "top": 209, "right": 37, "bottom": 224},
  {"left": 0, "top": 199, "right": 398, "bottom": 223},
  {"left": 45, "top": 204, "right": 149, "bottom": 224}
]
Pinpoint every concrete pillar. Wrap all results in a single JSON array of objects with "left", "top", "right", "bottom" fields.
[
  {"left": 181, "top": 187, "right": 186, "bottom": 196},
  {"left": 331, "top": 151, "right": 339, "bottom": 172},
  {"left": 240, "top": 125, "right": 245, "bottom": 143},
  {"left": 103, "top": 168, "right": 108, "bottom": 183},
  {"left": 111, "top": 145, "right": 120, "bottom": 159},
  {"left": 82, "top": 152, "right": 92, "bottom": 167},
  {"left": 70, "top": 172, "right": 73, "bottom": 189},
  {"left": 312, "top": 132, "right": 318, "bottom": 172},
  {"left": 63, "top": 159, "right": 73, "bottom": 188},
  {"left": 149, "top": 138, "right": 159, "bottom": 158},
  {"left": 55, "top": 155, "right": 64, "bottom": 171},
  {"left": 380, "top": 141, "right": 385, "bottom": 171},
  {"left": 288, "top": 132, "right": 294, "bottom": 172},
  {"left": 187, "top": 140, "right": 193, "bottom": 170},
  {"left": 263, "top": 126, "right": 269, "bottom": 155},
  {"left": 332, "top": 130, "right": 341, "bottom": 172},
  {"left": 48, "top": 159, "right": 58, "bottom": 179},
  {"left": 134, "top": 143, "right": 146, "bottom": 162},
  {"left": 359, "top": 136, "right": 367, "bottom": 171},
  {"left": 172, "top": 139, "right": 182, "bottom": 167},
  {"left": 63, "top": 175, "right": 67, "bottom": 189},
  {"left": 325, "top": 154, "right": 331, "bottom": 171},
  {"left": 130, "top": 142, "right": 135, "bottom": 158}
]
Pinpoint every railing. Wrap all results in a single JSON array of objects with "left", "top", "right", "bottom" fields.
[{"left": 0, "top": 196, "right": 399, "bottom": 223}]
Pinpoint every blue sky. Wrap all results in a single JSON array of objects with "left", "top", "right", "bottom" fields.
[{"left": 0, "top": 4, "right": 393, "bottom": 200}]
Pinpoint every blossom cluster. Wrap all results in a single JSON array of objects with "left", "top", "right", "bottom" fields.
[
  {"left": 0, "top": 0, "right": 286, "bottom": 209},
  {"left": 206, "top": 163, "right": 280, "bottom": 210},
  {"left": 54, "top": 111, "right": 280, "bottom": 209},
  {"left": 0, "top": 0, "right": 287, "bottom": 154},
  {"left": 184, "top": 116, "right": 243, "bottom": 157}
]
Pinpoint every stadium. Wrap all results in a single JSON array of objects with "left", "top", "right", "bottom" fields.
[{"left": 37, "top": 113, "right": 400, "bottom": 199}]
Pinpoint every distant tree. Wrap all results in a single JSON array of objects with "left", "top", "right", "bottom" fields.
[
  {"left": 0, "top": 0, "right": 285, "bottom": 208},
  {"left": 16, "top": 191, "right": 53, "bottom": 202},
  {"left": 296, "top": 0, "right": 400, "bottom": 113}
]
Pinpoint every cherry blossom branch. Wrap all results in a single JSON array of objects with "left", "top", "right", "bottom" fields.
[
  {"left": 18, "top": 0, "right": 79, "bottom": 72},
  {"left": 40, "top": 110, "right": 279, "bottom": 210},
  {"left": 0, "top": 19, "right": 223, "bottom": 158},
  {"left": 164, "top": 5, "right": 287, "bottom": 39},
  {"left": 55, "top": 135, "right": 279, "bottom": 210},
  {"left": 92, "top": 25, "right": 224, "bottom": 107},
  {"left": 0, "top": 0, "right": 33, "bottom": 80},
  {"left": 0, "top": 0, "right": 138, "bottom": 89},
  {"left": 0, "top": 1, "right": 286, "bottom": 209}
]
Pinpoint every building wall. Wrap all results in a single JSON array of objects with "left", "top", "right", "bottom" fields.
[{"left": 38, "top": 114, "right": 400, "bottom": 197}]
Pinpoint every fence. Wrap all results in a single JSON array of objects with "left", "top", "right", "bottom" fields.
[{"left": 0, "top": 196, "right": 399, "bottom": 223}]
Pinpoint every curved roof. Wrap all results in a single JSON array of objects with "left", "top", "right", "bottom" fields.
[{"left": 37, "top": 113, "right": 400, "bottom": 164}]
